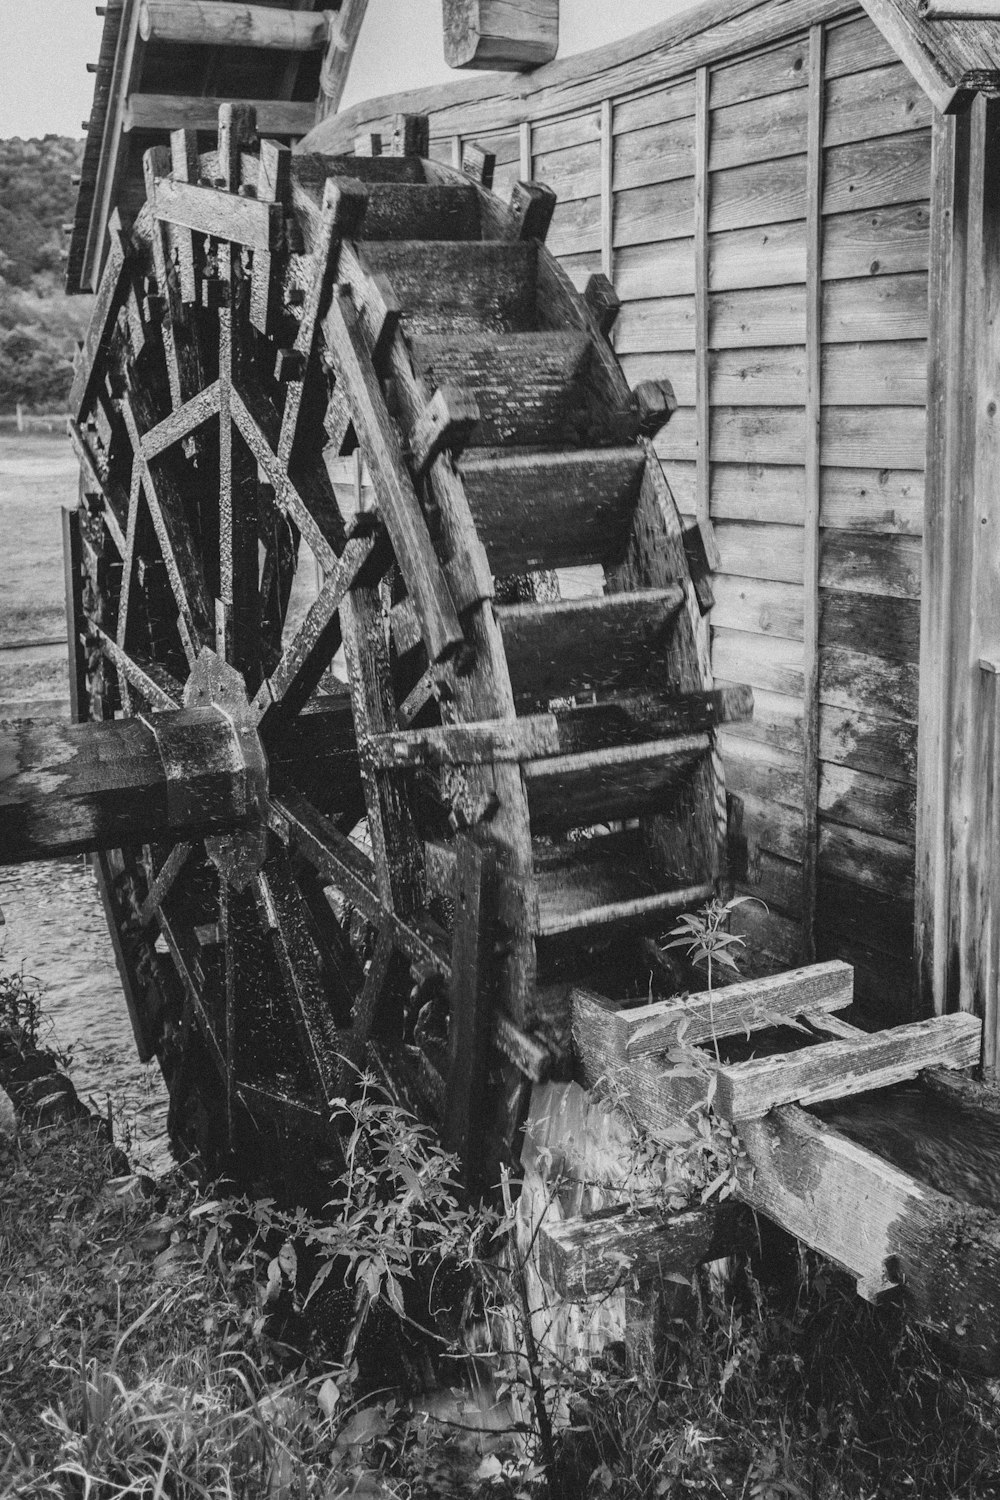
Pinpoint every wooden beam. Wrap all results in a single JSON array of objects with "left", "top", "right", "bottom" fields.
[
  {"left": 571, "top": 985, "right": 1000, "bottom": 1369},
  {"left": 61, "top": 502, "right": 88, "bottom": 725},
  {"left": 138, "top": 1, "right": 330, "bottom": 50},
  {"left": 323, "top": 287, "right": 466, "bottom": 666},
  {"left": 0, "top": 711, "right": 256, "bottom": 862},
  {"left": 600, "top": 97, "right": 613, "bottom": 289},
  {"left": 693, "top": 65, "right": 709, "bottom": 538},
  {"left": 921, "top": 0, "right": 1000, "bottom": 13},
  {"left": 442, "top": 0, "right": 558, "bottom": 70},
  {"left": 443, "top": 838, "right": 496, "bottom": 1179},
  {"left": 714, "top": 1012, "right": 982, "bottom": 1120},
  {"left": 736, "top": 1103, "right": 1000, "bottom": 1367},
  {"left": 916, "top": 98, "right": 1000, "bottom": 1073},
  {"left": 801, "top": 24, "right": 824, "bottom": 963},
  {"left": 539, "top": 1202, "right": 745, "bottom": 1300},
  {"left": 318, "top": 0, "right": 369, "bottom": 119},
  {"left": 80, "top": 0, "right": 144, "bottom": 292},
  {"left": 152, "top": 177, "right": 283, "bottom": 252},
  {"left": 125, "top": 94, "right": 315, "bottom": 136},
  {"left": 575, "top": 960, "right": 855, "bottom": 1063}
]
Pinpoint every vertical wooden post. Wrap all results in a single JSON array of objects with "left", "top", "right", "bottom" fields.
[
  {"left": 600, "top": 98, "right": 613, "bottom": 294},
  {"left": 916, "top": 98, "right": 1000, "bottom": 1070},
  {"left": 444, "top": 837, "right": 496, "bottom": 1183},
  {"left": 451, "top": 134, "right": 462, "bottom": 169},
  {"left": 916, "top": 108, "right": 971, "bottom": 1017},
  {"left": 801, "top": 23, "right": 825, "bottom": 962},
  {"left": 693, "top": 66, "right": 710, "bottom": 534},
  {"left": 62, "top": 498, "right": 88, "bottom": 725},
  {"left": 519, "top": 118, "right": 531, "bottom": 181}
]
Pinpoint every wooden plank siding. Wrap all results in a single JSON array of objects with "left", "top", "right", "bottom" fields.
[{"left": 306, "top": 4, "right": 933, "bottom": 1023}]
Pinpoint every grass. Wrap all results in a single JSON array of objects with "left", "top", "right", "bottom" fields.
[{"left": 5, "top": 965, "right": 1000, "bottom": 1499}]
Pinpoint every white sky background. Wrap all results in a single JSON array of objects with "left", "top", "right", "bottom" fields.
[{"left": 0, "top": 0, "right": 692, "bottom": 140}]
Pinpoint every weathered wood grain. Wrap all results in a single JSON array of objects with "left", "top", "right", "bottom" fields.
[
  {"left": 0, "top": 711, "right": 253, "bottom": 861},
  {"left": 822, "top": 201, "right": 929, "bottom": 281},
  {"left": 497, "top": 587, "right": 684, "bottom": 708},
  {"left": 819, "top": 643, "right": 919, "bottom": 724},
  {"left": 533, "top": 137, "right": 602, "bottom": 201},
  {"left": 524, "top": 735, "right": 710, "bottom": 833},
  {"left": 712, "top": 575, "right": 804, "bottom": 640},
  {"left": 614, "top": 115, "right": 695, "bottom": 191},
  {"left": 459, "top": 447, "right": 645, "bottom": 572},
  {"left": 581, "top": 959, "right": 853, "bottom": 1062},
  {"left": 819, "top": 760, "right": 916, "bottom": 842},
  {"left": 152, "top": 176, "right": 283, "bottom": 251},
  {"left": 823, "top": 62, "right": 931, "bottom": 148},
  {"left": 818, "top": 819, "right": 916, "bottom": 899},
  {"left": 323, "top": 288, "right": 465, "bottom": 665},
  {"left": 821, "top": 589, "right": 921, "bottom": 662},
  {"left": 410, "top": 330, "right": 590, "bottom": 447},
  {"left": 709, "top": 85, "right": 808, "bottom": 171},
  {"left": 819, "top": 703, "right": 918, "bottom": 782},
  {"left": 613, "top": 177, "right": 695, "bottom": 249},
  {"left": 709, "top": 219, "right": 806, "bottom": 290},
  {"left": 357, "top": 240, "right": 537, "bottom": 335},
  {"left": 442, "top": 0, "right": 558, "bottom": 70},
  {"left": 713, "top": 628, "right": 804, "bottom": 697},
  {"left": 539, "top": 1201, "right": 745, "bottom": 1299},
  {"left": 819, "top": 531, "right": 922, "bottom": 597}
]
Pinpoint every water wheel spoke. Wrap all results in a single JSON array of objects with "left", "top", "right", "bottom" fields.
[
  {"left": 231, "top": 384, "right": 341, "bottom": 569},
  {"left": 254, "top": 857, "right": 345, "bottom": 1105},
  {"left": 257, "top": 530, "right": 384, "bottom": 728},
  {"left": 139, "top": 842, "right": 194, "bottom": 928}
]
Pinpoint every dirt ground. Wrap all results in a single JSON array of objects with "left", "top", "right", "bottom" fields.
[{"left": 0, "top": 428, "right": 77, "bottom": 716}]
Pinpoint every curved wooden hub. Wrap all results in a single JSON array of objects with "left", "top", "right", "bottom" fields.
[{"left": 48, "top": 105, "right": 752, "bottom": 1185}]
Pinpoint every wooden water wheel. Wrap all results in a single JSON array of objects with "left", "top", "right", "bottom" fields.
[{"left": 55, "top": 105, "right": 753, "bottom": 1186}]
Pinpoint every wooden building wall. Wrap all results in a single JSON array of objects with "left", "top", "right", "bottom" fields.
[{"left": 314, "top": 2, "right": 935, "bottom": 1023}]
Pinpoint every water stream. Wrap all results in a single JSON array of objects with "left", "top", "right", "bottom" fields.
[{"left": 0, "top": 858, "right": 172, "bottom": 1173}]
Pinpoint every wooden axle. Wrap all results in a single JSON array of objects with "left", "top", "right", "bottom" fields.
[
  {"left": 0, "top": 709, "right": 260, "bottom": 863},
  {"left": 138, "top": 1, "right": 331, "bottom": 51}
]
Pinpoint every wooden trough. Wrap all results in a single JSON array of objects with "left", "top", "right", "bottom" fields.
[{"left": 514, "top": 961, "right": 1000, "bottom": 1374}]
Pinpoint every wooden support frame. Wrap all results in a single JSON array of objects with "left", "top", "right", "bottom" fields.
[
  {"left": 693, "top": 66, "right": 710, "bottom": 538},
  {"left": 125, "top": 94, "right": 316, "bottom": 137},
  {"left": 318, "top": 0, "right": 370, "bottom": 120},
  {"left": 600, "top": 98, "right": 613, "bottom": 291},
  {"left": 801, "top": 23, "right": 825, "bottom": 962},
  {"left": 916, "top": 98, "right": 1000, "bottom": 1067},
  {"left": 138, "top": 1, "right": 331, "bottom": 50},
  {"left": 61, "top": 502, "right": 88, "bottom": 726}
]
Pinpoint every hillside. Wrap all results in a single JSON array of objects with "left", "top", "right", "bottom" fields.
[{"left": 0, "top": 136, "right": 93, "bottom": 413}]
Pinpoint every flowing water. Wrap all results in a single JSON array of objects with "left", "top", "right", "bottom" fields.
[{"left": 0, "top": 429, "right": 171, "bottom": 1173}]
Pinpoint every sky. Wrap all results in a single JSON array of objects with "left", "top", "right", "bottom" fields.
[{"left": 0, "top": 0, "right": 687, "bottom": 140}]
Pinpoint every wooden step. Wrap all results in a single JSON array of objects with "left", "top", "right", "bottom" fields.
[
  {"left": 293, "top": 154, "right": 427, "bottom": 191},
  {"left": 524, "top": 735, "right": 709, "bottom": 834},
  {"left": 355, "top": 183, "right": 483, "bottom": 242},
  {"left": 533, "top": 828, "right": 712, "bottom": 938},
  {"left": 551, "top": 685, "right": 753, "bottom": 753},
  {"left": 357, "top": 241, "right": 536, "bottom": 336},
  {"left": 409, "top": 331, "right": 591, "bottom": 447},
  {"left": 497, "top": 588, "right": 684, "bottom": 709},
  {"left": 459, "top": 447, "right": 645, "bottom": 573}
]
